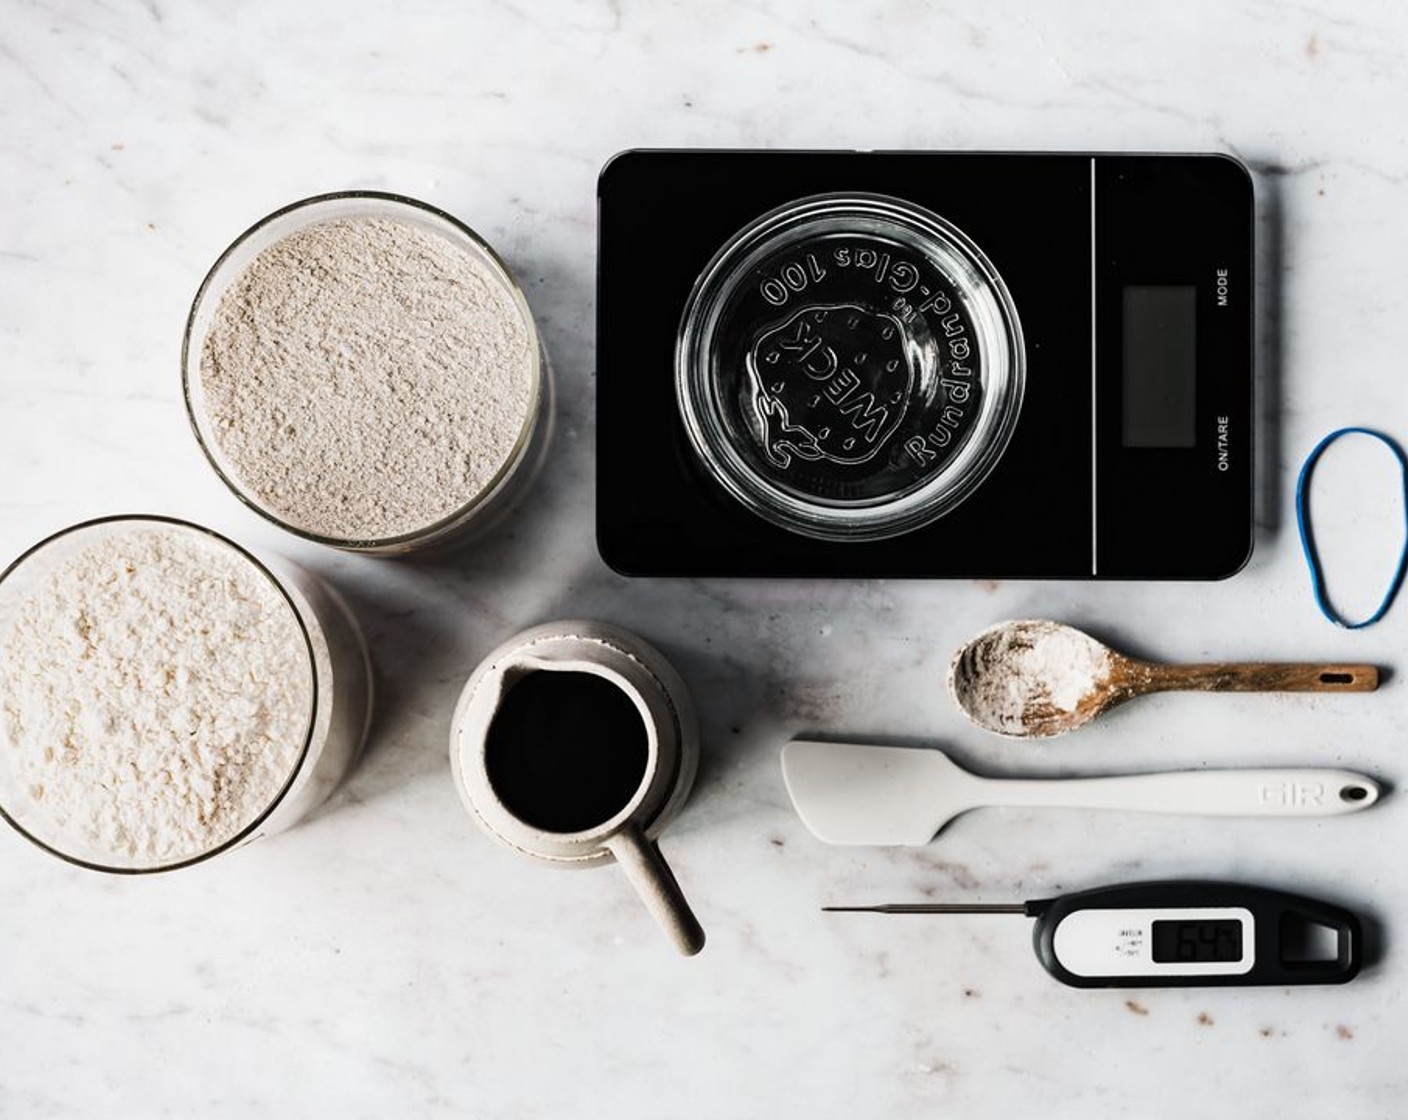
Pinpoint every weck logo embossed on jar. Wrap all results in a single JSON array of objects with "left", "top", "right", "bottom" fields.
[{"left": 747, "top": 303, "right": 913, "bottom": 470}]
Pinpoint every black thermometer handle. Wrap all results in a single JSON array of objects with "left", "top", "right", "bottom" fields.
[{"left": 1028, "top": 880, "right": 1362, "bottom": 988}]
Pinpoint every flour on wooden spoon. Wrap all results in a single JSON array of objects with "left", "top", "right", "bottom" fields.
[{"left": 948, "top": 619, "right": 1114, "bottom": 738}]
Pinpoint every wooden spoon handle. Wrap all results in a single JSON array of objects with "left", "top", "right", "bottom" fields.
[{"left": 1141, "top": 662, "right": 1379, "bottom": 693}]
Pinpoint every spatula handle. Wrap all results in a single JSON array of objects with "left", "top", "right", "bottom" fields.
[
  {"left": 1142, "top": 663, "right": 1379, "bottom": 693},
  {"left": 985, "top": 769, "right": 1381, "bottom": 818}
]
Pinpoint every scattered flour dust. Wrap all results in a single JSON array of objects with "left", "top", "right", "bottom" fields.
[
  {"left": 196, "top": 215, "right": 535, "bottom": 542},
  {"left": 948, "top": 619, "right": 1113, "bottom": 737},
  {"left": 0, "top": 522, "right": 314, "bottom": 866}
]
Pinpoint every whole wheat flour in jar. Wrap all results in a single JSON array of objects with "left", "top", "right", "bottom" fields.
[
  {"left": 0, "top": 522, "right": 314, "bottom": 866},
  {"left": 195, "top": 215, "right": 536, "bottom": 543}
]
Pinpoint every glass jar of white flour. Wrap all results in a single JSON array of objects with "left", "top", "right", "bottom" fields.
[
  {"left": 0, "top": 516, "right": 371, "bottom": 872},
  {"left": 183, "top": 191, "right": 552, "bottom": 555}
]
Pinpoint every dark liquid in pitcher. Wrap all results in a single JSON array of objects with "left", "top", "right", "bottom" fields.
[{"left": 485, "top": 670, "right": 650, "bottom": 833}]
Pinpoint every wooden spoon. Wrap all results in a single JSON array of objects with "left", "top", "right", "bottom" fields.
[{"left": 948, "top": 619, "right": 1379, "bottom": 739}]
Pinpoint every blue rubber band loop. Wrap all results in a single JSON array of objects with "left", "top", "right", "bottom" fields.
[{"left": 1295, "top": 426, "right": 1408, "bottom": 629}]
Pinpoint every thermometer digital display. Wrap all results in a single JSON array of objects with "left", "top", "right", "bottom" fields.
[{"left": 1150, "top": 918, "right": 1242, "bottom": 963}]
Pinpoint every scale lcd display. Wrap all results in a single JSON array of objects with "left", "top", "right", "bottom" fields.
[
  {"left": 1122, "top": 285, "right": 1197, "bottom": 449},
  {"left": 1151, "top": 918, "right": 1243, "bottom": 963}
]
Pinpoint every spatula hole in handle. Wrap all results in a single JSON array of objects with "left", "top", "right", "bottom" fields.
[
  {"left": 1320, "top": 672, "right": 1355, "bottom": 685},
  {"left": 1340, "top": 783, "right": 1372, "bottom": 803}
]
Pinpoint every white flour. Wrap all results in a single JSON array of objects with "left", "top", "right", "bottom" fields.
[
  {"left": 196, "top": 215, "right": 535, "bottom": 542},
  {"left": 0, "top": 523, "right": 314, "bottom": 866},
  {"left": 948, "top": 619, "right": 1113, "bottom": 737}
]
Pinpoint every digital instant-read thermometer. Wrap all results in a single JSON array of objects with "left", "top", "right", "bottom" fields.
[{"left": 826, "top": 881, "right": 1362, "bottom": 988}]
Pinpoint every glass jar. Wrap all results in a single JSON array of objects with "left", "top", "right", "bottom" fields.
[
  {"left": 183, "top": 191, "right": 552, "bottom": 556},
  {"left": 0, "top": 516, "right": 372, "bottom": 872},
  {"left": 676, "top": 193, "right": 1025, "bottom": 541}
]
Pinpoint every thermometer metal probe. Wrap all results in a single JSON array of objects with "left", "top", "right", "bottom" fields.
[{"left": 826, "top": 881, "right": 1363, "bottom": 988}]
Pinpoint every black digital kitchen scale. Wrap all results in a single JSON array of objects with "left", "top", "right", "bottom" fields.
[{"left": 596, "top": 151, "right": 1254, "bottom": 579}]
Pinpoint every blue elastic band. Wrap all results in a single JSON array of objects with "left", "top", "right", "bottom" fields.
[{"left": 1295, "top": 426, "right": 1408, "bottom": 629}]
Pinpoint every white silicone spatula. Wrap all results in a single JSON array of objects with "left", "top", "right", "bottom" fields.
[{"left": 780, "top": 739, "right": 1382, "bottom": 846}]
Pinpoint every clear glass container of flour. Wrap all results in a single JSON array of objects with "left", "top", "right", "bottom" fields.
[
  {"left": 183, "top": 191, "right": 553, "bottom": 556},
  {"left": 0, "top": 516, "right": 372, "bottom": 873}
]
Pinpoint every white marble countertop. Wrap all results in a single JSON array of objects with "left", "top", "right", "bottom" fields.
[{"left": 3, "top": 2, "right": 1407, "bottom": 1116}]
